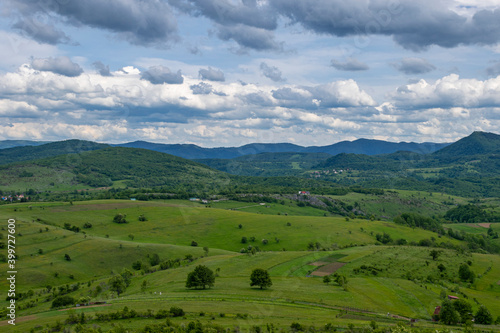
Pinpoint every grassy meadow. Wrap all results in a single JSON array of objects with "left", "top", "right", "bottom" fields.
[{"left": 0, "top": 200, "right": 499, "bottom": 332}]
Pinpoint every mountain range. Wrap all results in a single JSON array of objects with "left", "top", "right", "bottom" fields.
[
  {"left": 0, "top": 137, "right": 451, "bottom": 162},
  {"left": 0, "top": 131, "right": 498, "bottom": 197}
]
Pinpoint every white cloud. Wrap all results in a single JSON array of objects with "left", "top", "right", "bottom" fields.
[{"left": 392, "top": 74, "right": 500, "bottom": 109}]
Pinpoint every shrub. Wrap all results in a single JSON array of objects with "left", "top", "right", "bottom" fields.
[
  {"left": 170, "top": 306, "right": 185, "bottom": 317},
  {"left": 52, "top": 295, "right": 75, "bottom": 308},
  {"left": 113, "top": 213, "right": 127, "bottom": 224}
]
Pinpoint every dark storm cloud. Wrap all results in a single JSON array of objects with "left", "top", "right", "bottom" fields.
[
  {"left": 272, "top": 87, "right": 304, "bottom": 100},
  {"left": 199, "top": 67, "right": 225, "bottom": 82},
  {"left": 216, "top": 24, "right": 283, "bottom": 52},
  {"left": 169, "top": 0, "right": 277, "bottom": 30},
  {"left": 93, "top": 61, "right": 112, "bottom": 77},
  {"left": 241, "top": 92, "right": 274, "bottom": 106},
  {"left": 31, "top": 56, "right": 83, "bottom": 77},
  {"left": 268, "top": 0, "right": 500, "bottom": 51},
  {"left": 9, "top": 0, "right": 178, "bottom": 46},
  {"left": 12, "top": 17, "right": 70, "bottom": 45},
  {"left": 330, "top": 58, "right": 369, "bottom": 71},
  {"left": 260, "top": 62, "right": 285, "bottom": 82},
  {"left": 392, "top": 58, "right": 436, "bottom": 75},
  {"left": 141, "top": 66, "right": 184, "bottom": 84}
]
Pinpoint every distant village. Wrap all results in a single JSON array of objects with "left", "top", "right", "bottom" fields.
[
  {"left": 309, "top": 169, "right": 349, "bottom": 178},
  {"left": 1, "top": 194, "right": 27, "bottom": 202}
]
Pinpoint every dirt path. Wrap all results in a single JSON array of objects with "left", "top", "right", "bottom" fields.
[{"left": 311, "top": 262, "right": 346, "bottom": 276}]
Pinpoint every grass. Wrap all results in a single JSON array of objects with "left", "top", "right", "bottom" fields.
[
  {"left": 4, "top": 200, "right": 462, "bottom": 254},
  {"left": 1, "top": 200, "right": 499, "bottom": 332}
]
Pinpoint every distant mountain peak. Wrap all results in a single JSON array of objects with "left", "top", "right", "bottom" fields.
[{"left": 433, "top": 131, "right": 500, "bottom": 157}]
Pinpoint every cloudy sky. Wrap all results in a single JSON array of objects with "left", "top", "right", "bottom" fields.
[{"left": 1, "top": 0, "right": 500, "bottom": 147}]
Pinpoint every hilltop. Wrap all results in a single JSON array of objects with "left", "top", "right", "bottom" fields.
[
  {"left": 0, "top": 139, "right": 108, "bottom": 165},
  {"left": 0, "top": 146, "right": 232, "bottom": 191},
  {"left": 116, "top": 138, "right": 449, "bottom": 159}
]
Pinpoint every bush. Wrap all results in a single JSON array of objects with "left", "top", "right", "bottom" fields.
[
  {"left": 113, "top": 213, "right": 127, "bottom": 224},
  {"left": 191, "top": 240, "right": 198, "bottom": 247},
  {"left": 170, "top": 306, "right": 185, "bottom": 317},
  {"left": 52, "top": 295, "right": 75, "bottom": 308},
  {"left": 132, "top": 260, "right": 142, "bottom": 270}
]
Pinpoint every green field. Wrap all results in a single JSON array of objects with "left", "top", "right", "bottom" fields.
[{"left": 0, "top": 200, "right": 499, "bottom": 332}]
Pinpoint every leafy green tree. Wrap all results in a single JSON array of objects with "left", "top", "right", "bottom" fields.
[
  {"left": 186, "top": 265, "right": 215, "bottom": 289},
  {"left": 458, "top": 263, "right": 475, "bottom": 283},
  {"left": 149, "top": 253, "right": 160, "bottom": 266},
  {"left": 334, "top": 274, "right": 348, "bottom": 291},
  {"left": 453, "top": 299, "right": 472, "bottom": 322},
  {"left": 475, "top": 305, "right": 493, "bottom": 325},
  {"left": 250, "top": 268, "right": 272, "bottom": 289},
  {"left": 375, "top": 232, "right": 392, "bottom": 244},
  {"left": 429, "top": 249, "right": 441, "bottom": 261},
  {"left": 132, "top": 260, "right": 142, "bottom": 270},
  {"left": 64, "top": 253, "right": 71, "bottom": 261},
  {"left": 108, "top": 275, "right": 127, "bottom": 296},
  {"left": 120, "top": 269, "right": 133, "bottom": 287},
  {"left": 323, "top": 275, "right": 331, "bottom": 285},
  {"left": 440, "top": 299, "right": 459, "bottom": 325},
  {"left": 113, "top": 213, "right": 127, "bottom": 224}
]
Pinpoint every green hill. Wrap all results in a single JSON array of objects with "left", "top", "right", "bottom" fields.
[
  {"left": 433, "top": 131, "right": 500, "bottom": 160},
  {"left": 1, "top": 200, "right": 499, "bottom": 332},
  {"left": 0, "top": 139, "right": 108, "bottom": 165},
  {"left": 20, "top": 146, "right": 232, "bottom": 189}
]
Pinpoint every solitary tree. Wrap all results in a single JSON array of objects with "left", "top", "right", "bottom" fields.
[
  {"left": 64, "top": 254, "right": 71, "bottom": 261},
  {"left": 334, "top": 274, "right": 348, "bottom": 291},
  {"left": 108, "top": 275, "right": 126, "bottom": 296},
  {"left": 475, "top": 305, "right": 493, "bottom": 325},
  {"left": 458, "top": 263, "right": 475, "bottom": 283},
  {"left": 186, "top": 265, "right": 215, "bottom": 289},
  {"left": 429, "top": 249, "right": 441, "bottom": 261},
  {"left": 250, "top": 268, "right": 272, "bottom": 289},
  {"left": 323, "top": 275, "right": 331, "bottom": 285}
]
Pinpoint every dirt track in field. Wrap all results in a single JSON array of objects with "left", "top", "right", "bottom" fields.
[{"left": 311, "top": 262, "right": 346, "bottom": 276}]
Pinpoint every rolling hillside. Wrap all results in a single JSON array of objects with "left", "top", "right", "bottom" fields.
[
  {"left": 0, "top": 139, "right": 108, "bottom": 165},
  {"left": 0, "top": 146, "right": 233, "bottom": 191},
  {"left": 1, "top": 200, "right": 499, "bottom": 332}
]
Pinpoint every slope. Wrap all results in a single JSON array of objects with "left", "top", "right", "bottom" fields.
[{"left": 0, "top": 139, "right": 108, "bottom": 165}]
